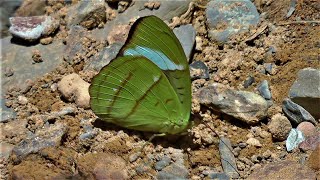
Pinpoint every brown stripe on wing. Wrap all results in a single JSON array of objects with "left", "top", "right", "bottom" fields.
[
  {"left": 107, "top": 72, "right": 134, "bottom": 113},
  {"left": 124, "top": 74, "right": 163, "bottom": 119}
]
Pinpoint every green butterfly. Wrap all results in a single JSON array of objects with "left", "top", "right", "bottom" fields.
[{"left": 89, "top": 16, "right": 191, "bottom": 135}]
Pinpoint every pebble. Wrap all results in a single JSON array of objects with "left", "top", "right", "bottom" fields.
[
  {"left": 297, "top": 122, "right": 316, "bottom": 137},
  {"left": 286, "top": 128, "right": 305, "bottom": 151},
  {"left": 264, "top": 63, "right": 277, "bottom": 75},
  {"left": 9, "top": 16, "right": 59, "bottom": 41},
  {"left": 282, "top": 98, "right": 316, "bottom": 125},
  {"left": 289, "top": 68, "right": 320, "bottom": 119},
  {"left": 197, "top": 83, "right": 268, "bottom": 124},
  {"left": 129, "top": 152, "right": 141, "bottom": 163},
  {"left": 246, "top": 138, "right": 262, "bottom": 147},
  {"left": 206, "top": 0, "right": 259, "bottom": 42},
  {"left": 155, "top": 156, "right": 171, "bottom": 170},
  {"left": 12, "top": 123, "right": 67, "bottom": 160},
  {"left": 243, "top": 76, "right": 255, "bottom": 88},
  {"left": 157, "top": 163, "right": 189, "bottom": 180},
  {"left": 173, "top": 24, "right": 196, "bottom": 61},
  {"left": 268, "top": 113, "right": 292, "bottom": 141},
  {"left": 219, "top": 137, "right": 239, "bottom": 178},
  {"left": 189, "top": 61, "right": 210, "bottom": 80},
  {"left": 262, "top": 150, "right": 272, "bottom": 159},
  {"left": 239, "top": 142, "right": 247, "bottom": 148},
  {"left": 17, "top": 95, "right": 28, "bottom": 105},
  {"left": 299, "top": 132, "right": 320, "bottom": 151},
  {"left": 58, "top": 73, "right": 90, "bottom": 109},
  {"left": 257, "top": 80, "right": 272, "bottom": 100},
  {"left": 208, "top": 172, "right": 230, "bottom": 180},
  {"left": 66, "top": 0, "right": 106, "bottom": 29},
  {"left": 77, "top": 152, "right": 128, "bottom": 179}
]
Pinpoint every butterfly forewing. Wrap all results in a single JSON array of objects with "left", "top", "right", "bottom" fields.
[{"left": 119, "top": 16, "right": 191, "bottom": 121}]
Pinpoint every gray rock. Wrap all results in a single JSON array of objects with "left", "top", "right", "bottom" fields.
[
  {"left": 286, "top": 128, "right": 305, "bottom": 151},
  {"left": 1, "top": 103, "right": 17, "bottom": 123},
  {"left": 157, "top": 163, "right": 188, "bottom": 180},
  {"left": 268, "top": 113, "right": 292, "bottom": 141},
  {"left": 91, "top": 1, "right": 192, "bottom": 41},
  {"left": 190, "top": 61, "right": 210, "bottom": 80},
  {"left": 258, "top": 80, "right": 272, "bottom": 100},
  {"left": 243, "top": 76, "right": 255, "bottom": 88},
  {"left": 264, "top": 63, "right": 277, "bottom": 75},
  {"left": 197, "top": 83, "right": 268, "bottom": 124},
  {"left": 155, "top": 156, "right": 171, "bottom": 170},
  {"left": 219, "top": 137, "right": 239, "bottom": 178},
  {"left": 282, "top": 98, "right": 317, "bottom": 125},
  {"left": 66, "top": 0, "right": 106, "bottom": 29},
  {"left": 9, "top": 16, "right": 59, "bottom": 41},
  {"left": 206, "top": 0, "right": 260, "bottom": 42},
  {"left": 84, "top": 42, "right": 123, "bottom": 72},
  {"left": 173, "top": 24, "right": 196, "bottom": 61},
  {"left": 208, "top": 172, "right": 230, "bottom": 180},
  {"left": 79, "top": 127, "right": 98, "bottom": 140},
  {"left": 12, "top": 123, "right": 67, "bottom": 159},
  {"left": 289, "top": 68, "right": 320, "bottom": 119},
  {"left": 1, "top": 37, "right": 64, "bottom": 94}
]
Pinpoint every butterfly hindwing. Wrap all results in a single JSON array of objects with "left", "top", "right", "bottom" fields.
[{"left": 90, "top": 56, "right": 189, "bottom": 134}]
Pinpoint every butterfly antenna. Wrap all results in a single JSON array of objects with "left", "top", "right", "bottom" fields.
[
  {"left": 204, "top": 122, "right": 241, "bottom": 177},
  {"left": 138, "top": 133, "right": 167, "bottom": 153}
]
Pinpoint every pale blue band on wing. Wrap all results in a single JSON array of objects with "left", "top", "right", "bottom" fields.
[{"left": 123, "top": 46, "right": 184, "bottom": 70}]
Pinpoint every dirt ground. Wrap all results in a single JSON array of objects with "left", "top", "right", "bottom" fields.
[{"left": 2, "top": 0, "right": 320, "bottom": 179}]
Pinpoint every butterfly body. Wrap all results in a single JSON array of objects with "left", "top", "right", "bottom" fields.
[{"left": 89, "top": 16, "right": 191, "bottom": 134}]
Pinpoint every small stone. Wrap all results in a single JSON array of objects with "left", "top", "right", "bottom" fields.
[
  {"left": 129, "top": 152, "right": 141, "bottom": 163},
  {"left": 243, "top": 76, "right": 255, "bottom": 88},
  {"left": 77, "top": 152, "right": 128, "bottom": 179},
  {"left": 32, "top": 49, "right": 42, "bottom": 63},
  {"left": 282, "top": 98, "right": 316, "bottom": 125},
  {"left": 268, "top": 113, "right": 292, "bottom": 141},
  {"left": 173, "top": 24, "right": 196, "bottom": 61},
  {"left": 206, "top": 0, "right": 259, "bottom": 42},
  {"left": 144, "top": 2, "right": 161, "bottom": 10},
  {"left": 66, "top": 0, "right": 106, "bottom": 29},
  {"left": 157, "top": 163, "right": 188, "bottom": 180},
  {"left": 262, "top": 150, "right": 272, "bottom": 159},
  {"left": 17, "top": 95, "right": 28, "bottom": 105},
  {"left": 190, "top": 61, "right": 210, "bottom": 80},
  {"left": 219, "top": 137, "right": 239, "bottom": 178},
  {"left": 9, "top": 16, "right": 59, "bottom": 41},
  {"left": 58, "top": 73, "right": 90, "bottom": 109},
  {"left": 155, "top": 156, "right": 171, "bottom": 170},
  {"left": 40, "top": 36, "right": 53, "bottom": 45},
  {"left": 208, "top": 172, "right": 230, "bottom": 180},
  {"left": 289, "top": 68, "right": 320, "bottom": 119},
  {"left": 197, "top": 83, "right": 268, "bottom": 124},
  {"left": 107, "top": 25, "right": 130, "bottom": 44},
  {"left": 286, "top": 128, "right": 305, "bottom": 151},
  {"left": 239, "top": 142, "right": 247, "bottom": 148},
  {"left": 257, "top": 80, "right": 272, "bottom": 100},
  {"left": 12, "top": 123, "right": 67, "bottom": 160},
  {"left": 264, "top": 63, "right": 277, "bottom": 75},
  {"left": 299, "top": 132, "right": 320, "bottom": 151},
  {"left": 246, "top": 138, "right": 262, "bottom": 147},
  {"left": 297, "top": 122, "right": 316, "bottom": 137}
]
